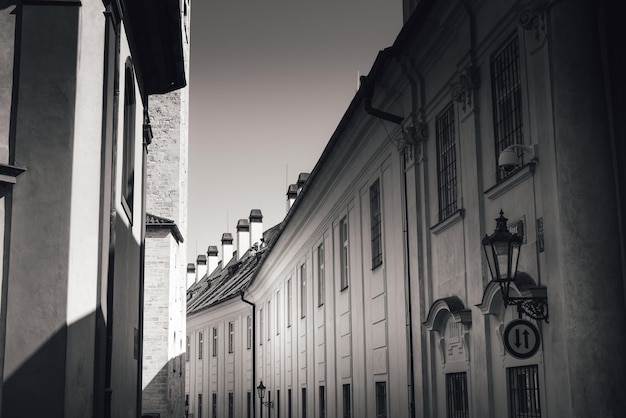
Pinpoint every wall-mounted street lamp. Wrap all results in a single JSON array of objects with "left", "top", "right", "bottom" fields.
[
  {"left": 482, "top": 210, "right": 549, "bottom": 322},
  {"left": 256, "top": 381, "right": 273, "bottom": 418}
]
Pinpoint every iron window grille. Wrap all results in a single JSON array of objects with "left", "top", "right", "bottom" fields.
[
  {"left": 276, "top": 290, "right": 281, "bottom": 334},
  {"left": 247, "top": 316, "right": 252, "bottom": 349},
  {"left": 247, "top": 392, "right": 252, "bottom": 418},
  {"left": 300, "top": 264, "right": 307, "bottom": 318},
  {"left": 212, "top": 393, "right": 217, "bottom": 418},
  {"left": 436, "top": 104, "right": 458, "bottom": 221},
  {"left": 212, "top": 327, "right": 217, "bottom": 356},
  {"left": 445, "top": 372, "right": 469, "bottom": 418},
  {"left": 287, "top": 278, "right": 292, "bottom": 327},
  {"left": 288, "top": 389, "right": 293, "bottom": 418},
  {"left": 228, "top": 392, "right": 234, "bottom": 418},
  {"left": 197, "top": 394, "right": 202, "bottom": 418},
  {"left": 319, "top": 386, "right": 326, "bottom": 418},
  {"left": 302, "top": 388, "right": 307, "bottom": 418},
  {"left": 186, "top": 335, "right": 190, "bottom": 361},
  {"left": 342, "top": 384, "right": 351, "bottom": 418},
  {"left": 508, "top": 365, "right": 542, "bottom": 418},
  {"left": 340, "top": 217, "right": 349, "bottom": 290},
  {"left": 228, "top": 322, "right": 234, "bottom": 353},
  {"left": 259, "top": 308, "right": 264, "bottom": 345},
  {"left": 198, "top": 332, "right": 203, "bottom": 360},
  {"left": 491, "top": 36, "right": 524, "bottom": 181},
  {"left": 318, "top": 243, "right": 325, "bottom": 306},
  {"left": 267, "top": 300, "right": 271, "bottom": 339},
  {"left": 375, "top": 382, "right": 387, "bottom": 418},
  {"left": 370, "top": 179, "right": 383, "bottom": 268}
]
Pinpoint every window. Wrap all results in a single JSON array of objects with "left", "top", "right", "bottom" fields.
[
  {"left": 228, "top": 392, "right": 234, "bottom": 418},
  {"left": 340, "top": 217, "right": 349, "bottom": 290},
  {"left": 276, "top": 290, "right": 281, "bottom": 335},
  {"left": 122, "top": 61, "right": 136, "bottom": 219},
  {"left": 288, "top": 389, "right": 292, "bottom": 418},
  {"left": 375, "top": 382, "right": 387, "bottom": 418},
  {"left": 446, "top": 372, "right": 469, "bottom": 418},
  {"left": 212, "top": 327, "right": 217, "bottom": 357},
  {"left": 302, "top": 388, "right": 307, "bottom": 418},
  {"left": 247, "top": 392, "right": 252, "bottom": 418},
  {"left": 492, "top": 35, "right": 524, "bottom": 181},
  {"left": 247, "top": 315, "right": 252, "bottom": 350},
  {"left": 198, "top": 332, "right": 203, "bottom": 360},
  {"left": 198, "top": 394, "right": 203, "bottom": 418},
  {"left": 212, "top": 393, "right": 217, "bottom": 418},
  {"left": 300, "top": 264, "right": 307, "bottom": 318},
  {"left": 370, "top": 179, "right": 383, "bottom": 267},
  {"left": 508, "top": 365, "right": 541, "bottom": 418},
  {"left": 268, "top": 300, "right": 272, "bottom": 339},
  {"left": 228, "top": 322, "right": 234, "bottom": 353},
  {"left": 436, "top": 104, "right": 458, "bottom": 221},
  {"left": 317, "top": 244, "right": 325, "bottom": 306},
  {"left": 277, "top": 390, "right": 281, "bottom": 418},
  {"left": 260, "top": 308, "right": 264, "bottom": 344},
  {"left": 287, "top": 278, "right": 293, "bottom": 327},
  {"left": 186, "top": 335, "right": 190, "bottom": 361},
  {"left": 342, "top": 384, "right": 351, "bottom": 418},
  {"left": 319, "top": 386, "right": 326, "bottom": 418}
]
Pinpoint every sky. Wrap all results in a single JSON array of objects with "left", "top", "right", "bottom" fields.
[{"left": 187, "top": 1, "right": 403, "bottom": 263}]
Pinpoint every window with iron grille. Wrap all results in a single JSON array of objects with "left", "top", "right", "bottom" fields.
[
  {"left": 287, "top": 278, "right": 292, "bottom": 327},
  {"left": 186, "top": 335, "right": 190, "bottom": 361},
  {"left": 446, "top": 372, "right": 469, "bottom": 418},
  {"left": 259, "top": 308, "right": 264, "bottom": 345},
  {"left": 288, "top": 389, "right": 292, "bottom": 418},
  {"left": 228, "top": 392, "right": 234, "bottom": 418},
  {"left": 276, "top": 290, "right": 281, "bottom": 335},
  {"left": 277, "top": 390, "right": 281, "bottom": 418},
  {"left": 212, "top": 393, "right": 217, "bottom": 418},
  {"left": 197, "top": 394, "right": 202, "bottom": 418},
  {"left": 318, "top": 243, "right": 325, "bottom": 306},
  {"left": 198, "top": 332, "right": 203, "bottom": 360},
  {"left": 436, "top": 104, "right": 458, "bottom": 221},
  {"left": 247, "top": 316, "right": 252, "bottom": 349},
  {"left": 319, "top": 386, "right": 326, "bottom": 418},
  {"left": 508, "top": 365, "right": 542, "bottom": 418},
  {"left": 247, "top": 392, "right": 252, "bottom": 418},
  {"left": 212, "top": 327, "right": 217, "bottom": 357},
  {"left": 492, "top": 35, "right": 524, "bottom": 181},
  {"left": 300, "top": 264, "right": 307, "bottom": 318},
  {"left": 375, "top": 382, "right": 387, "bottom": 418},
  {"left": 267, "top": 300, "right": 271, "bottom": 339},
  {"left": 228, "top": 322, "right": 234, "bottom": 353},
  {"left": 339, "top": 217, "right": 349, "bottom": 290},
  {"left": 302, "top": 388, "right": 307, "bottom": 418},
  {"left": 370, "top": 179, "right": 383, "bottom": 268},
  {"left": 342, "top": 384, "right": 351, "bottom": 418}
]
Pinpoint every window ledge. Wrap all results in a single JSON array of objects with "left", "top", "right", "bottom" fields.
[
  {"left": 431, "top": 209, "right": 465, "bottom": 235},
  {"left": 0, "top": 163, "right": 26, "bottom": 185},
  {"left": 484, "top": 164, "right": 534, "bottom": 200}
]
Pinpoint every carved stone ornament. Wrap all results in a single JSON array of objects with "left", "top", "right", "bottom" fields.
[
  {"left": 519, "top": 0, "right": 549, "bottom": 52},
  {"left": 451, "top": 66, "right": 479, "bottom": 112}
]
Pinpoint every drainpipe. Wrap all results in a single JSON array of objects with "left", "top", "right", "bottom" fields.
[
  {"left": 240, "top": 290, "right": 256, "bottom": 418},
  {"left": 360, "top": 74, "right": 404, "bottom": 124}
]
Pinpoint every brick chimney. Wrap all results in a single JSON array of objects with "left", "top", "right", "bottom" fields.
[
  {"left": 287, "top": 184, "right": 297, "bottom": 212},
  {"left": 196, "top": 254, "right": 207, "bottom": 282},
  {"left": 186, "top": 263, "right": 196, "bottom": 289},
  {"left": 207, "top": 245, "right": 219, "bottom": 275},
  {"left": 249, "top": 209, "right": 263, "bottom": 248},
  {"left": 221, "top": 232, "right": 234, "bottom": 266},
  {"left": 237, "top": 219, "right": 250, "bottom": 259}
]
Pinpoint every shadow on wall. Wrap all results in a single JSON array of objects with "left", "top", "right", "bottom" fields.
[{"left": 142, "top": 354, "right": 186, "bottom": 418}]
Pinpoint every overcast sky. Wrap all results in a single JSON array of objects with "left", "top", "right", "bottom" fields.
[{"left": 187, "top": 1, "right": 402, "bottom": 263}]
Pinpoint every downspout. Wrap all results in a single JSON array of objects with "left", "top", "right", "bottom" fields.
[{"left": 240, "top": 290, "right": 256, "bottom": 418}]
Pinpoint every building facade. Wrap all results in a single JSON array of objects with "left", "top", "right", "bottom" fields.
[
  {"left": 0, "top": 1, "right": 186, "bottom": 417},
  {"left": 187, "top": 0, "right": 625, "bottom": 417}
]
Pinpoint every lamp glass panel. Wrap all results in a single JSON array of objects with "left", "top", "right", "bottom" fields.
[{"left": 494, "top": 242, "right": 510, "bottom": 280}]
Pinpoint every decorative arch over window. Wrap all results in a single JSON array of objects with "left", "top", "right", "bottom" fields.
[
  {"left": 424, "top": 296, "right": 472, "bottom": 364},
  {"left": 476, "top": 272, "right": 547, "bottom": 319}
]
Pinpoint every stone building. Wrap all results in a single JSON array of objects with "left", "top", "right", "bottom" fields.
[
  {"left": 0, "top": 1, "right": 186, "bottom": 417},
  {"left": 186, "top": 0, "right": 625, "bottom": 417},
  {"left": 141, "top": 1, "right": 192, "bottom": 417}
]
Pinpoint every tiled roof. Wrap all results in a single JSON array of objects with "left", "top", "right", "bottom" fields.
[{"left": 146, "top": 213, "right": 184, "bottom": 243}]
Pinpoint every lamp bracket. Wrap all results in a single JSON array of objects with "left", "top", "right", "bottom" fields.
[
  {"left": 504, "top": 144, "right": 538, "bottom": 164},
  {"left": 505, "top": 296, "right": 549, "bottom": 322},
  {"left": 261, "top": 401, "right": 274, "bottom": 408}
]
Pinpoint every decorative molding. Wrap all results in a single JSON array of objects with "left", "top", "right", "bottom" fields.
[
  {"left": 430, "top": 209, "right": 465, "bottom": 236},
  {"left": 518, "top": 0, "right": 549, "bottom": 53},
  {"left": 484, "top": 163, "right": 534, "bottom": 200},
  {"left": 451, "top": 66, "right": 479, "bottom": 112}
]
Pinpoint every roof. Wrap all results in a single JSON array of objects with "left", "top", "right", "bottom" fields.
[{"left": 146, "top": 213, "right": 184, "bottom": 243}]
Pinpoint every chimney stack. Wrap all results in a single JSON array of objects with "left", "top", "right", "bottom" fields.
[
  {"left": 297, "top": 172, "right": 309, "bottom": 194},
  {"left": 287, "top": 184, "right": 297, "bottom": 212},
  {"left": 186, "top": 263, "right": 196, "bottom": 289},
  {"left": 249, "top": 209, "right": 263, "bottom": 249},
  {"left": 207, "top": 246, "right": 219, "bottom": 275},
  {"left": 196, "top": 255, "right": 207, "bottom": 282},
  {"left": 221, "top": 232, "right": 234, "bottom": 266},
  {"left": 236, "top": 219, "right": 250, "bottom": 259}
]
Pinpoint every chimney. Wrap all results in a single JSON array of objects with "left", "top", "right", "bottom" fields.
[
  {"left": 196, "top": 254, "right": 207, "bottom": 282},
  {"left": 186, "top": 263, "right": 196, "bottom": 289},
  {"left": 249, "top": 209, "right": 263, "bottom": 248},
  {"left": 297, "top": 172, "right": 309, "bottom": 194},
  {"left": 207, "top": 245, "right": 219, "bottom": 275},
  {"left": 287, "top": 184, "right": 297, "bottom": 212},
  {"left": 236, "top": 219, "right": 250, "bottom": 259},
  {"left": 221, "top": 232, "right": 234, "bottom": 266}
]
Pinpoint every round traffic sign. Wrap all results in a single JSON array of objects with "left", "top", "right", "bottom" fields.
[{"left": 503, "top": 319, "right": 540, "bottom": 359}]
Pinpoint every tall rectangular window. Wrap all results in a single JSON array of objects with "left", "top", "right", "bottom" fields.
[
  {"left": 276, "top": 290, "right": 281, "bottom": 335},
  {"left": 300, "top": 264, "right": 307, "bottom": 318},
  {"left": 198, "top": 332, "right": 203, "bottom": 360},
  {"left": 228, "top": 322, "right": 234, "bottom": 353},
  {"left": 508, "top": 365, "right": 541, "bottom": 418},
  {"left": 340, "top": 217, "right": 349, "bottom": 290},
  {"left": 212, "top": 327, "right": 217, "bottom": 357},
  {"left": 319, "top": 386, "right": 326, "bottom": 418},
  {"left": 260, "top": 308, "right": 264, "bottom": 344},
  {"left": 198, "top": 394, "right": 203, "bottom": 418},
  {"left": 122, "top": 62, "right": 136, "bottom": 219},
  {"left": 446, "top": 372, "right": 469, "bottom": 418},
  {"left": 247, "top": 392, "right": 252, "bottom": 418},
  {"left": 492, "top": 35, "right": 523, "bottom": 181},
  {"left": 302, "top": 388, "right": 307, "bottom": 418},
  {"left": 267, "top": 300, "right": 272, "bottom": 339},
  {"left": 212, "top": 393, "right": 217, "bottom": 418},
  {"left": 288, "top": 389, "right": 292, "bottom": 418},
  {"left": 436, "top": 104, "right": 458, "bottom": 221},
  {"left": 247, "top": 315, "right": 252, "bottom": 349},
  {"left": 375, "top": 382, "right": 387, "bottom": 418},
  {"left": 370, "top": 179, "right": 382, "bottom": 268},
  {"left": 186, "top": 335, "right": 190, "bottom": 361},
  {"left": 342, "top": 384, "right": 351, "bottom": 418},
  {"left": 228, "top": 392, "right": 234, "bottom": 418},
  {"left": 277, "top": 390, "right": 281, "bottom": 418},
  {"left": 287, "top": 278, "right": 293, "bottom": 327},
  {"left": 317, "top": 243, "right": 325, "bottom": 306}
]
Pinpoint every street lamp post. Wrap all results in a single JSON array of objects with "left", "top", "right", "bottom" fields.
[{"left": 257, "top": 380, "right": 273, "bottom": 418}]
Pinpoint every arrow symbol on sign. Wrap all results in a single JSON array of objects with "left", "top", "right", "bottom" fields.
[
  {"left": 514, "top": 329, "right": 521, "bottom": 348},
  {"left": 523, "top": 330, "right": 529, "bottom": 349}
]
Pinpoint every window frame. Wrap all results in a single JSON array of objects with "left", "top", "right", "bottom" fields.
[
  {"left": 369, "top": 179, "right": 383, "bottom": 268},
  {"left": 300, "top": 263, "right": 307, "bottom": 319},
  {"left": 375, "top": 381, "right": 387, "bottom": 418},
  {"left": 435, "top": 103, "right": 458, "bottom": 221},
  {"left": 445, "top": 372, "right": 469, "bottom": 418},
  {"left": 121, "top": 60, "right": 136, "bottom": 222},
  {"left": 342, "top": 384, "right": 351, "bottom": 418},
  {"left": 287, "top": 278, "right": 292, "bottom": 327},
  {"left": 198, "top": 331, "right": 203, "bottom": 360},
  {"left": 228, "top": 321, "right": 234, "bottom": 354},
  {"left": 339, "top": 216, "right": 349, "bottom": 290},
  {"left": 212, "top": 327, "right": 218, "bottom": 357},
  {"left": 507, "top": 365, "right": 542, "bottom": 418},
  {"left": 317, "top": 243, "right": 325, "bottom": 306},
  {"left": 247, "top": 315, "right": 252, "bottom": 350}
]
